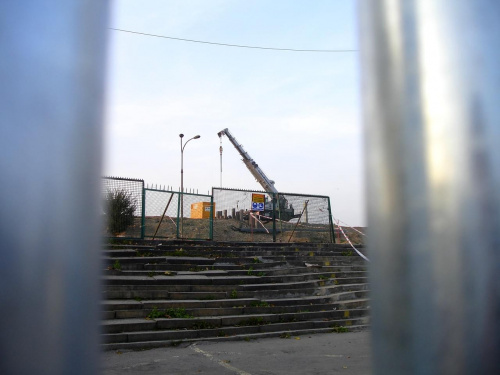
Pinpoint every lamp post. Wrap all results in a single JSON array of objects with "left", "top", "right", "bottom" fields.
[{"left": 179, "top": 133, "right": 200, "bottom": 238}]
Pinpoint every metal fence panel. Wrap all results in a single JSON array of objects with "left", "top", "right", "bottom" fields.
[
  {"left": 102, "top": 177, "right": 144, "bottom": 239},
  {"left": 212, "top": 188, "right": 276, "bottom": 242},
  {"left": 276, "top": 193, "right": 334, "bottom": 243},
  {"left": 212, "top": 188, "right": 334, "bottom": 243},
  {"left": 144, "top": 188, "right": 212, "bottom": 241}
]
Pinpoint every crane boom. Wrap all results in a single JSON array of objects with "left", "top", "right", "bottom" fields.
[{"left": 217, "top": 128, "right": 278, "bottom": 194}]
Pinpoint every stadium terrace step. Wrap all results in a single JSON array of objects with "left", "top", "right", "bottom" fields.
[{"left": 101, "top": 240, "right": 370, "bottom": 350}]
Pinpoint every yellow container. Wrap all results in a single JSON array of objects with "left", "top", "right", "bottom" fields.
[{"left": 190, "top": 202, "right": 215, "bottom": 219}]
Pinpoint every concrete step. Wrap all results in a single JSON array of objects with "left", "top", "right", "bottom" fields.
[
  {"left": 102, "top": 323, "right": 370, "bottom": 351},
  {"left": 102, "top": 319, "right": 370, "bottom": 350},
  {"left": 102, "top": 299, "right": 369, "bottom": 320},
  {"left": 101, "top": 240, "right": 370, "bottom": 350},
  {"left": 102, "top": 282, "right": 370, "bottom": 301},
  {"left": 101, "top": 308, "right": 369, "bottom": 334}
]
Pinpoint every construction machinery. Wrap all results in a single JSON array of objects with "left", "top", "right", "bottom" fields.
[{"left": 218, "top": 128, "right": 298, "bottom": 221}]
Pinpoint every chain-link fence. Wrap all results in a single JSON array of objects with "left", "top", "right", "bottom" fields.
[
  {"left": 102, "top": 178, "right": 334, "bottom": 243},
  {"left": 212, "top": 188, "right": 335, "bottom": 243},
  {"left": 102, "top": 177, "right": 145, "bottom": 239},
  {"left": 144, "top": 188, "right": 213, "bottom": 241}
]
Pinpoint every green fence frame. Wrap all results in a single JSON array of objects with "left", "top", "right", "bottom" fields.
[
  {"left": 211, "top": 187, "right": 335, "bottom": 243},
  {"left": 102, "top": 177, "right": 334, "bottom": 243}
]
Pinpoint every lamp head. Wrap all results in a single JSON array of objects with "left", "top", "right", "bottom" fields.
[
  {"left": 194, "top": 135, "right": 201, "bottom": 139},
  {"left": 179, "top": 134, "right": 184, "bottom": 138}
]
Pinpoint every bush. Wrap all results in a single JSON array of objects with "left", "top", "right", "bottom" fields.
[{"left": 105, "top": 189, "right": 137, "bottom": 235}]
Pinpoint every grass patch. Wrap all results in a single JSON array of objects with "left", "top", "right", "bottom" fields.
[
  {"left": 189, "top": 266, "right": 205, "bottom": 272},
  {"left": 230, "top": 290, "right": 238, "bottom": 299},
  {"left": 109, "top": 259, "right": 121, "bottom": 271},
  {"left": 250, "top": 301, "right": 270, "bottom": 308},
  {"left": 251, "top": 257, "right": 263, "bottom": 264},
  {"left": 341, "top": 250, "right": 353, "bottom": 257},
  {"left": 146, "top": 307, "right": 193, "bottom": 320},
  {"left": 331, "top": 325, "right": 349, "bottom": 333}
]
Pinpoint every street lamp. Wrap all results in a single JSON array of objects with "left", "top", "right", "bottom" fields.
[{"left": 179, "top": 133, "right": 201, "bottom": 238}]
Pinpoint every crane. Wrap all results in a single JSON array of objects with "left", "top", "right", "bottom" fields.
[{"left": 218, "top": 128, "right": 298, "bottom": 221}]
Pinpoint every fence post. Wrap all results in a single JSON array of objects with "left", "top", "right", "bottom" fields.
[
  {"left": 327, "top": 197, "right": 335, "bottom": 244},
  {"left": 176, "top": 192, "right": 181, "bottom": 239},
  {"left": 209, "top": 195, "right": 214, "bottom": 240},
  {"left": 0, "top": 2, "right": 109, "bottom": 374},
  {"left": 360, "top": 1, "right": 500, "bottom": 373},
  {"left": 141, "top": 181, "right": 146, "bottom": 239},
  {"left": 272, "top": 193, "right": 277, "bottom": 242}
]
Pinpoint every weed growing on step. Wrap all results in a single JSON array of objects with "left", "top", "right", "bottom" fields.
[
  {"left": 331, "top": 325, "right": 349, "bottom": 333},
  {"left": 230, "top": 290, "right": 238, "bottom": 299},
  {"left": 147, "top": 272, "right": 155, "bottom": 278},
  {"left": 171, "top": 248, "right": 185, "bottom": 256},
  {"left": 280, "top": 333, "right": 291, "bottom": 339},
  {"left": 252, "top": 257, "right": 263, "bottom": 264},
  {"left": 191, "top": 321, "right": 215, "bottom": 330},
  {"left": 165, "top": 308, "right": 193, "bottom": 319},
  {"left": 250, "top": 301, "right": 270, "bottom": 308},
  {"left": 146, "top": 307, "right": 193, "bottom": 319},
  {"left": 318, "top": 275, "right": 329, "bottom": 280},
  {"left": 134, "top": 297, "right": 143, "bottom": 302},
  {"left": 244, "top": 337, "right": 250, "bottom": 342},
  {"left": 147, "top": 307, "right": 165, "bottom": 319},
  {"left": 189, "top": 266, "right": 205, "bottom": 272},
  {"left": 110, "top": 259, "right": 121, "bottom": 271},
  {"left": 171, "top": 341, "right": 183, "bottom": 347},
  {"left": 341, "top": 250, "right": 353, "bottom": 257},
  {"left": 247, "top": 266, "right": 254, "bottom": 275}
]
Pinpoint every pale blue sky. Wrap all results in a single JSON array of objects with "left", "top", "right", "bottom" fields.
[{"left": 104, "top": 0, "right": 365, "bottom": 226}]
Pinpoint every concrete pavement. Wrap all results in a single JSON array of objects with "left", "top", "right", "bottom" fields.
[{"left": 101, "top": 330, "right": 372, "bottom": 375}]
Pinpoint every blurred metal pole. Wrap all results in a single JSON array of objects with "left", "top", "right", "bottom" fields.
[
  {"left": 360, "top": 1, "right": 500, "bottom": 374},
  {"left": 0, "top": 2, "right": 109, "bottom": 375}
]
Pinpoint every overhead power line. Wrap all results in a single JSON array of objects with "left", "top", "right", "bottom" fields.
[{"left": 110, "top": 28, "right": 357, "bottom": 53}]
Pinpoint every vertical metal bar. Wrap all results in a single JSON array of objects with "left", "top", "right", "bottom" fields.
[
  {"left": 176, "top": 193, "right": 181, "bottom": 239},
  {"left": 0, "top": 2, "right": 109, "bottom": 375},
  {"left": 272, "top": 193, "right": 276, "bottom": 243},
  {"left": 360, "top": 1, "right": 500, "bottom": 374},
  {"left": 327, "top": 197, "right": 335, "bottom": 244},
  {"left": 209, "top": 193, "right": 214, "bottom": 240},
  {"left": 141, "top": 181, "right": 146, "bottom": 239}
]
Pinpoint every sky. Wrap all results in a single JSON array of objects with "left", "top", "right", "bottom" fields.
[{"left": 104, "top": 0, "right": 366, "bottom": 226}]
